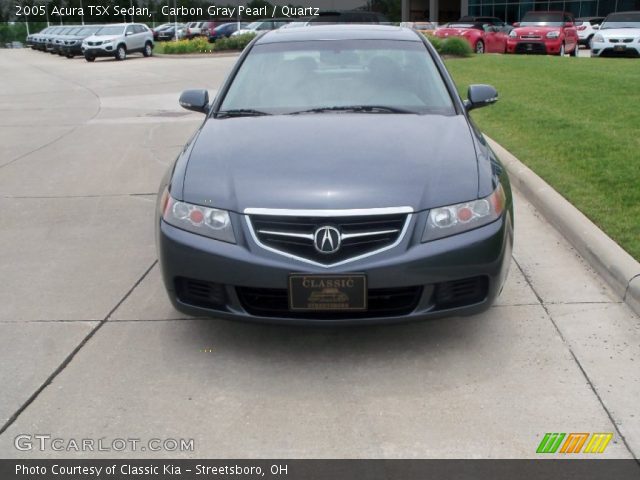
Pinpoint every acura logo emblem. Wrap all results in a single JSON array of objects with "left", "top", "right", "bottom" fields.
[{"left": 314, "top": 226, "right": 341, "bottom": 254}]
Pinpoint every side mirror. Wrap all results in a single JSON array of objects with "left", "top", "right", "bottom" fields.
[
  {"left": 512, "top": 22, "right": 520, "bottom": 27},
  {"left": 464, "top": 84, "right": 498, "bottom": 111},
  {"left": 179, "top": 89, "right": 209, "bottom": 114},
  {"left": 126, "top": 31, "right": 133, "bottom": 36}
]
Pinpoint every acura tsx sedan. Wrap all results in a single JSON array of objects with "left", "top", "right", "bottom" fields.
[{"left": 156, "top": 25, "right": 513, "bottom": 325}]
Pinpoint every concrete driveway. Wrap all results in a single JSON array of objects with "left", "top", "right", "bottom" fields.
[{"left": 0, "top": 49, "right": 638, "bottom": 459}]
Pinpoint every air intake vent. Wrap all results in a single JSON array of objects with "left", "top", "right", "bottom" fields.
[
  {"left": 237, "top": 286, "right": 422, "bottom": 319},
  {"left": 175, "top": 278, "right": 226, "bottom": 310},
  {"left": 434, "top": 276, "right": 488, "bottom": 309}
]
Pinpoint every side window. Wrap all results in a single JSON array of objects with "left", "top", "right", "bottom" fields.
[{"left": 126, "top": 25, "right": 135, "bottom": 35}]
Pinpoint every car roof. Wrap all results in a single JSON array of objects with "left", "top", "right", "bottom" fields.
[{"left": 256, "top": 25, "right": 420, "bottom": 44}]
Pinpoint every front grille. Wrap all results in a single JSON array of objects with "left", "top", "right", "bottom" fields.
[
  {"left": 520, "top": 35, "right": 541, "bottom": 40},
  {"left": 175, "top": 277, "right": 227, "bottom": 310},
  {"left": 600, "top": 48, "right": 639, "bottom": 58},
  {"left": 248, "top": 212, "right": 409, "bottom": 265},
  {"left": 515, "top": 42, "right": 546, "bottom": 54},
  {"left": 237, "top": 286, "right": 423, "bottom": 319},
  {"left": 434, "top": 276, "right": 488, "bottom": 310}
]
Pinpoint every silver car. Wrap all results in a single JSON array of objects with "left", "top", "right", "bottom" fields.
[{"left": 82, "top": 23, "right": 154, "bottom": 62}]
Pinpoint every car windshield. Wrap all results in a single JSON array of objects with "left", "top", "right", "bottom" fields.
[
  {"left": 76, "top": 27, "right": 96, "bottom": 35},
  {"left": 600, "top": 12, "right": 640, "bottom": 29},
  {"left": 219, "top": 39, "right": 455, "bottom": 116},
  {"left": 245, "top": 21, "right": 264, "bottom": 30},
  {"left": 520, "top": 13, "right": 565, "bottom": 27},
  {"left": 96, "top": 26, "right": 126, "bottom": 36}
]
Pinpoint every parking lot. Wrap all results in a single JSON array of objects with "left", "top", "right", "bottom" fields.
[{"left": 0, "top": 49, "right": 639, "bottom": 459}]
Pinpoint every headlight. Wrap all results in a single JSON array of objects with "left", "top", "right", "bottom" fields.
[
  {"left": 508, "top": 30, "right": 517, "bottom": 38},
  {"left": 593, "top": 34, "right": 604, "bottom": 43},
  {"left": 162, "top": 193, "right": 236, "bottom": 244},
  {"left": 422, "top": 184, "right": 506, "bottom": 242},
  {"left": 546, "top": 31, "right": 560, "bottom": 39}
]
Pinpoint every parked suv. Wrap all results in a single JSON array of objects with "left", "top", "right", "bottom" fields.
[
  {"left": 60, "top": 25, "right": 103, "bottom": 58},
  {"left": 82, "top": 23, "right": 154, "bottom": 62},
  {"left": 53, "top": 26, "right": 83, "bottom": 55},
  {"left": 575, "top": 16, "right": 604, "bottom": 46},
  {"left": 507, "top": 11, "right": 578, "bottom": 55}
]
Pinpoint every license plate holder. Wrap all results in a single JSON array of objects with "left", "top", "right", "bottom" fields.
[
  {"left": 614, "top": 45, "right": 626, "bottom": 51},
  {"left": 289, "top": 274, "right": 367, "bottom": 311}
]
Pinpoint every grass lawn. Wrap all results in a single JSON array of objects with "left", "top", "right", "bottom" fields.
[{"left": 445, "top": 55, "right": 640, "bottom": 261}]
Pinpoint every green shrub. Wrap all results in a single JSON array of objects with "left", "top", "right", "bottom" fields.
[
  {"left": 158, "top": 33, "right": 256, "bottom": 55},
  {"left": 440, "top": 37, "right": 472, "bottom": 57},
  {"left": 425, "top": 35, "right": 472, "bottom": 57},
  {"left": 161, "top": 37, "right": 212, "bottom": 54},
  {"left": 212, "top": 33, "right": 256, "bottom": 52},
  {"left": 425, "top": 35, "right": 442, "bottom": 53}
]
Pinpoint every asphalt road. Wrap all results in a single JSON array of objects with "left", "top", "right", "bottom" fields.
[{"left": 0, "top": 49, "right": 638, "bottom": 459}]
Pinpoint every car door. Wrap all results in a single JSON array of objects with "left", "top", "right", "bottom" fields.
[
  {"left": 489, "top": 25, "right": 508, "bottom": 52},
  {"left": 481, "top": 24, "right": 497, "bottom": 52},
  {"left": 564, "top": 14, "right": 578, "bottom": 50},
  {"left": 125, "top": 25, "right": 138, "bottom": 50}
]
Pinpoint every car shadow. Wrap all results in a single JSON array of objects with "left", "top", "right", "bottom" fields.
[{"left": 180, "top": 310, "right": 494, "bottom": 368}]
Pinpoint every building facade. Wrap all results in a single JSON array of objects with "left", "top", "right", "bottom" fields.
[{"left": 401, "top": 0, "right": 640, "bottom": 23}]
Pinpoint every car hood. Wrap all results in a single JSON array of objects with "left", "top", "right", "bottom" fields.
[
  {"left": 84, "top": 34, "right": 120, "bottom": 42},
  {"left": 182, "top": 114, "right": 479, "bottom": 212},
  {"left": 513, "top": 25, "right": 561, "bottom": 34},
  {"left": 598, "top": 28, "right": 640, "bottom": 38},
  {"left": 435, "top": 28, "right": 475, "bottom": 36}
]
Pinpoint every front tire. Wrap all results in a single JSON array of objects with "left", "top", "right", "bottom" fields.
[
  {"left": 84, "top": 54, "right": 95, "bottom": 62},
  {"left": 143, "top": 42, "right": 153, "bottom": 57},
  {"left": 475, "top": 40, "right": 485, "bottom": 54},
  {"left": 115, "top": 45, "right": 127, "bottom": 61},
  {"left": 571, "top": 42, "right": 579, "bottom": 56},
  {"left": 559, "top": 43, "right": 565, "bottom": 56}
]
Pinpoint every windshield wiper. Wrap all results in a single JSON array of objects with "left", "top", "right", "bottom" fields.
[
  {"left": 216, "top": 109, "right": 271, "bottom": 118},
  {"left": 288, "top": 105, "right": 415, "bottom": 115}
]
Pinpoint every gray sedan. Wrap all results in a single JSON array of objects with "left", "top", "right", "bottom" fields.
[{"left": 156, "top": 25, "right": 513, "bottom": 325}]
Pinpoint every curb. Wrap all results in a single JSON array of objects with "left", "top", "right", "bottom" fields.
[{"left": 486, "top": 137, "right": 640, "bottom": 316}]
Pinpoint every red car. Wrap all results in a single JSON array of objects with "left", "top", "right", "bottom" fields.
[
  {"left": 507, "top": 11, "right": 579, "bottom": 55},
  {"left": 434, "top": 23, "right": 508, "bottom": 54}
]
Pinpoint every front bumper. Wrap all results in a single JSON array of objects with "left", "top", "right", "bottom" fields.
[
  {"left": 82, "top": 44, "right": 116, "bottom": 57},
  {"left": 61, "top": 44, "right": 83, "bottom": 56},
  {"left": 506, "top": 38, "right": 563, "bottom": 55},
  {"left": 157, "top": 211, "right": 513, "bottom": 325},
  {"left": 591, "top": 41, "right": 640, "bottom": 57}
]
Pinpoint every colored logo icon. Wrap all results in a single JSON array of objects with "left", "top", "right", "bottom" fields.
[{"left": 536, "top": 433, "right": 613, "bottom": 454}]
